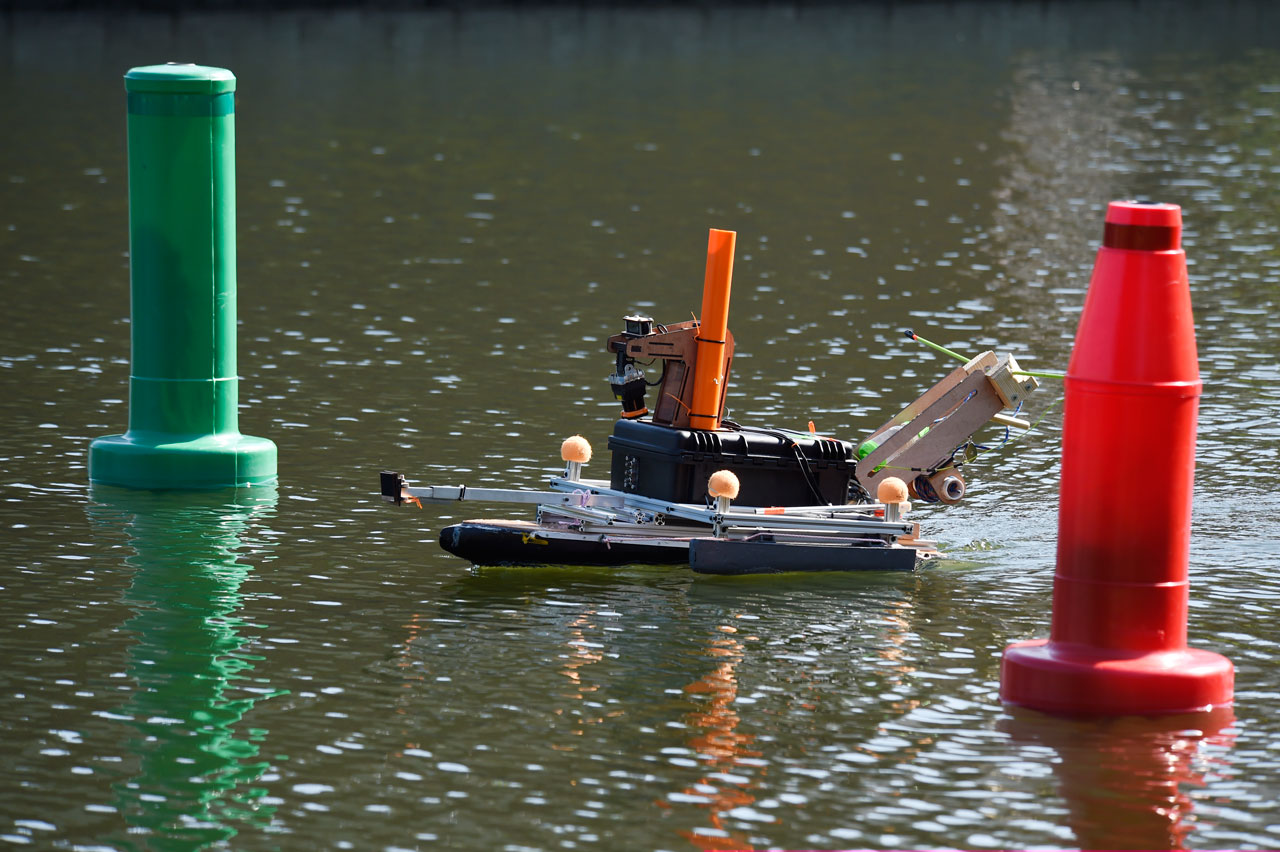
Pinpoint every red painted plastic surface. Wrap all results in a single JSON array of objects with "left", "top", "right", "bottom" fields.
[{"left": 1001, "top": 201, "right": 1234, "bottom": 716}]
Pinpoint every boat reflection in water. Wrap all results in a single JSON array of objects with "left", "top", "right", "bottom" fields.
[
  {"left": 1000, "top": 704, "right": 1235, "bottom": 850},
  {"left": 669, "top": 623, "right": 762, "bottom": 852},
  {"left": 87, "top": 486, "right": 284, "bottom": 850}
]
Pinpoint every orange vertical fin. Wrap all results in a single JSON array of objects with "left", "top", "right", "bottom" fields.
[{"left": 689, "top": 228, "right": 736, "bottom": 431}]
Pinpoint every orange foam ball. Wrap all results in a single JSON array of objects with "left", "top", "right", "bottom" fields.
[
  {"left": 561, "top": 435, "right": 592, "bottom": 464},
  {"left": 708, "top": 469, "right": 740, "bottom": 500},
  {"left": 877, "top": 476, "right": 909, "bottom": 505}
]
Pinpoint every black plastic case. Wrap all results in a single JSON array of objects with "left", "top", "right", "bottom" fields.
[{"left": 606, "top": 418, "right": 854, "bottom": 506}]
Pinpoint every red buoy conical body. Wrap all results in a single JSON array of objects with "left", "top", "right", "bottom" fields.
[{"left": 1000, "top": 201, "right": 1233, "bottom": 716}]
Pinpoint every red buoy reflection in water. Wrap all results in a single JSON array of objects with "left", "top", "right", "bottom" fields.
[{"left": 1000, "top": 705, "right": 1235, "bottom": 850}]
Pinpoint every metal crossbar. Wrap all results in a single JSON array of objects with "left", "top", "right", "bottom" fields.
[{"left": 400, "top": 476, "right": 912, "bottom": 537}]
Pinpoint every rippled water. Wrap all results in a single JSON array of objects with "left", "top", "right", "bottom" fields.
[{"left": 3, "top": 5, "right": 1280, "bottom": 850}]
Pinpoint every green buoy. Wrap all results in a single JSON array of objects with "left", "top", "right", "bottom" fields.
[{"left": 89, "top": 64, "right": 276, "bottom": 489}]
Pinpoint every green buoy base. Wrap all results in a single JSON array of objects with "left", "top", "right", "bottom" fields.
[{"left": 89, "top": 433, "right": 277, "bottom": 490}]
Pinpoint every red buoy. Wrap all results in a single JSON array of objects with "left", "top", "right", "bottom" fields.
[{"left": 1000, "top": 201, "right": 1234, "bottom": 716}]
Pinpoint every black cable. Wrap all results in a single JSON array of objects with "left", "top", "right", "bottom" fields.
[
  {"left": 848, "top": 478, "right": 871, "bottom": 504},
  {"left": 730, "top": 423, "right": 832, "bottom": 506}
]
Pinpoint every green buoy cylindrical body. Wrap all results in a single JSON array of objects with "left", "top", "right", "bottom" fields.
[{"left": 89, "top": 64, "right": 276, "bottom": 489}]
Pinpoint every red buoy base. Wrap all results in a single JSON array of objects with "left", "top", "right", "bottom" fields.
[{"left": 1001, "top": 639, "right": 1233, "bottom": 716}]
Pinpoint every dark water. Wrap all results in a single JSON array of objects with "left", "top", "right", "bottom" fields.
[{"left": 3, "top": 4, "right": 1280, "bottom": 850}]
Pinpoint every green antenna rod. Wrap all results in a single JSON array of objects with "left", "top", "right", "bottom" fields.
[{"left": 902, "top": 329, "right": 1066, "bottom": 380}]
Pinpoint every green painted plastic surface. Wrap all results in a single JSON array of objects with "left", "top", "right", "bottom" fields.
[
  {"left": 124, "top": 63, "right": 237, "bottom": 94},
  {"left": 90, "top": 64, "right": 276, "bottom": 489}
]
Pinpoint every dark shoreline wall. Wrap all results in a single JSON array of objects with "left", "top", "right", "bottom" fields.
[
  {"left": 5, "top": 0, "right": 900, "bottom": 8},
  {"left": 3, "top": 1, "right": 1275, "bottom": 59},
  {"left": 1, "top": 0, "right": 1269, "bottom": 48},
  {"left": 0, "top": 0, "right": 1245, "bottom": 8}
]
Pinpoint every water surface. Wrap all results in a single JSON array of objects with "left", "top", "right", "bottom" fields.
[{"left": 3, "top": 5, "right": 1280, "bottom": 850}]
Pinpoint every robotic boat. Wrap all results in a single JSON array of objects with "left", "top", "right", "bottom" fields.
[{"left": 381, "top": 229, "right": 1041, "bottom": 575}]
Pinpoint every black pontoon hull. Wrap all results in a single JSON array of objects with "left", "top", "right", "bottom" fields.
[
  {"left": 440, "top": 521, "right": 689, "bottom": 567},
  {"left": 439, "top": 520, "right": 924, "bottom": 573},
  {"left": 689, "top": 537, "right": 918, "bottom": 574}
]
